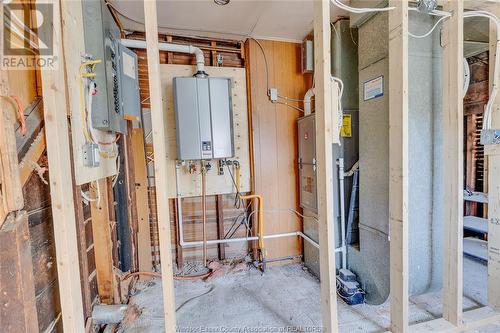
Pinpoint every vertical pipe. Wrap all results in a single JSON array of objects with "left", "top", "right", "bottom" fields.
[
  {"left": 338, "top": 158, "right": 347, "bottom": 269},
  {"left": 201, "top": 161, "right": 208, "bottom": 267}
]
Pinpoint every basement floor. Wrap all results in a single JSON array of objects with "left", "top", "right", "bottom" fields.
[{"left": 119, "top": 257, "right": 500, "bottom": 333}]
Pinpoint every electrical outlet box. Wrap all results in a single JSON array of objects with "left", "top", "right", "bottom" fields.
[
  {"left": 173, "top": 77, "right": 234, "bottom": 160},
  {"left": 269, "top": 88, "right": 278, "bottom": 102},
  {"left": 480, "top": 129, "right": 500, "bottom": 145},
  {"left": 82, "top": 142, "right": 100, "bottom": 168}
]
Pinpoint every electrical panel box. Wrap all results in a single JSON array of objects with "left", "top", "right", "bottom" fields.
[
  {"left": 298, "top": 114, "right": 317, "bottom": 212},
  {"left": 173, "top": 77, "right": 234, "bottom": 160},
  {"left": 118, "top": 44, "right": 141, "bottom": 121},
  {"left": 82, "top": 0, "right": 126, "bottom": 133}
]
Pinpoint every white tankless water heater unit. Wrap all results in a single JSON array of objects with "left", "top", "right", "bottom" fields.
[{"left": 173, "top": 77, "right": 234, "bottom": 161}]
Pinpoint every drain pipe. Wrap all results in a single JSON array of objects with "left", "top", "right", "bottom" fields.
[{"left": 121, "top": 39, "right": 207, "bottom": 76}]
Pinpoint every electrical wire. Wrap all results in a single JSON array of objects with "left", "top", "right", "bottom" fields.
[
  {"left": 275, "top": 101, "right": 305, "bottom": 113},
  {"left": 248, "top": 37, "right": 270, "bottom": 92},
  {"left": 331, "top": 0, "right": 395, "bottom": 13},
  {"left": 408, "top": 15, "right": 449, "bottom": 39}
]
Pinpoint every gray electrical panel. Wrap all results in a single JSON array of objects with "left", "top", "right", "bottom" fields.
[
  {"left": 173, "top": 77, "right": 234, "bottom": 160},
  {"left": 82, "top": 0, "right": 126, "bottom": 133},
  {"left": 298, "top": 114, "right": 317, "bottom": 212},
  {"left": 118, "top": 44, "right": 141, "bottom": 121}
]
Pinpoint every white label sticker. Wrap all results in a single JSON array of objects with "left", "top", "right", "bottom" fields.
[
  {"left": 363, "top": 76, "right": 384, "bottom": 101},
  {"left": 122, "top": 51, "right": 136, "bottom": 80}
]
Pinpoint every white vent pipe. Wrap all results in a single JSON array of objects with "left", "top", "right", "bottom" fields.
[
  {"left": 303, "top": 88, "right": 315, "bottom": 116},
  {"left": 121, "top": 38, "right": 206, "bottom": 75}
]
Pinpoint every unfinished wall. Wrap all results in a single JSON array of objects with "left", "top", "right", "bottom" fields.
[
  {"left": 246, "top": 39, "right": 312, "bottom": 263},
  {"left": 131, "top": 33, "right": 250, "bottom": 266}
]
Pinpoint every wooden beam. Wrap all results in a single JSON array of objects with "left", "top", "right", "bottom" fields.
[
  {"left": 37, "top": 0, "right": 85, "bottom": 331},
  {"left": 313, "top": 1, "right": 339, "bottom": 332},
  {"left": 131, "top": 126, "right": 153, "bottom": 273},
  {"left": 124, "top": 122, "right": 139, "bottom": 271},
  {"left": 216, "top": 194, "right": 226, "bottom": 260},
  {"left": 442, "top": 0, "right": 464, "bottom": 326},
  {"left": 0, "top": 76, "right": 24, "bottom": 222},
  {"left": 388, "top": 1, "right": 409, "bottom": 332},
  {"left": 488, "top": 3, "right": 500, "bottom": 311},
  {"left": 0, "top": 212, "right": 39, "bottom": 333},
  {"left": 143, "top": 1, "right": 177, "bottom": 331},
  {"left": 91, "top": 178, "right": 116, "bottom": 304},
  {"left": 18, "top": 129, "right": 46, "bottom": 186}
]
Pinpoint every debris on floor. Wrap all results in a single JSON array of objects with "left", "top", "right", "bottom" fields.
[{"left": 118, "top": 259, "right": 500, "bottom": 333}]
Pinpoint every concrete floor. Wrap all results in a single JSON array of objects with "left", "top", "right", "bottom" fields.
[{"left": 119, "top": 257, "right": 500, "bottom": 333}]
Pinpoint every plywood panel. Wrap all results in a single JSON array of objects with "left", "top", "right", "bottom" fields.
[
  {"left": 161, "top": 65, "right": 251, "bottom": 198},
  {"left": 246, "top": 39, "right": 311, "bottom": 261}
]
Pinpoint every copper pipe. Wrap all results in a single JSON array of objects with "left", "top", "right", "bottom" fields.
[{"left": 202, "top": 162, "right": 207, "bottom": 267}]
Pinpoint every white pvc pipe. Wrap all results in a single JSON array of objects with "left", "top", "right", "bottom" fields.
[
  {"left": 303, "top": 88, "right": 315, "bottom": 116},
  {"left": 174, "top": 164, "right": 331, "bottom": 254},
  {"left": 121, "top": 38, "right": 206, "bottom": 74},
  {"left": 338, "top": 158, "right": 347, "bottom": 269}
]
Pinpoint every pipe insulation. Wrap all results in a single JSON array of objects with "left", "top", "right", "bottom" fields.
[
  {"left": 121, "top": 39, "right": 206, "bottom": 75},
  {"left": 92, "top": 305, "right": 128, "bottom": 325}
]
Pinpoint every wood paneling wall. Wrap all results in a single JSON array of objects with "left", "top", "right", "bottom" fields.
[{"left": 246, "top": 39, "right": 312, "bottom": 262}]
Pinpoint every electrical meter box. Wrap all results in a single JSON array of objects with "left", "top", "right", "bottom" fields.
[
  {"left": 82, "top": 0, "right": 126, "bottom": 133},
  {"left": 173, "top": 77, "right": 234, "bottom": 160},
  {"left": 298, "top": 114, "right": 318, "bottom": 212}
]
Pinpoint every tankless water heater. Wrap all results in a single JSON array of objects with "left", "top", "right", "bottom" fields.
[{"left": 173, "top": 77, "right": 234, "bottom": 161}]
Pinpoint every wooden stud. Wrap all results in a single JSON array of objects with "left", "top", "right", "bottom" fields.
[
  {"left": 313, "top": 1, "right": 339, "bottom": 331},
  {"left": 18, "top": 128, "right": 46, "bottom": 186},
  {"left": 143, "top": 0, "right": 177, "bottom": 331},
  {"left": 442, "top": 0, "right": 464, "bottom": 326},
  {"left": 216, "top": 194, "right": 226, "bottom": 260},
  {"left": 0, "top": 73, "right": 24, "bottom": 221},
  {"left": 488, "top": 3, "right": 500, "bottom": 311},
  {"left": 124, "top": 122, "right": 139, "bottom": 271},
  {"left": 37, "top": 0, "right": 85, "bottom": 331},
  {"left": 388, "top": 1, "right": 409, "bottom": 332},
  {"left": 131, "top": 127, "right": 153, "bottom": 273},
  {"left": 74, "top": 183, "right": 92, "bottom": 318},
  {"left": 91, "top": 178, "right": 116, "bottom": 304}
]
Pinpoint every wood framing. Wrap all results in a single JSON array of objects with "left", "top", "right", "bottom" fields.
[
  {"left": 0, "top": 212, "right": 39, "bottom": 333},
  {"left": 91, "top": 178, "right": 116, "bottom": 304},
  {"left": 442, "top": 0, "right": 464, "bottom": 326},
  {"left": 488, "top": 3, "right": 500, "bottom": 311},
  {"left": 18, "top": 129, "right": 46, "bottom": 186},
  {"left": 143, "top": 0, "right": 177, "bottom": 331},
  {"left": 0, "top": 71, "right": 24, "bottom": 225},
  {"left": 313, "top": 1, "right": 339, "bottom": 331},
  {"left": 37, "top": 0, "right": 85, "bottom": 331},
  {"left": 388, "top": 1, "right": 409, "bottom": 332},
  {"left": 131, "top": 127, "right": 153, "bottom": 272}
]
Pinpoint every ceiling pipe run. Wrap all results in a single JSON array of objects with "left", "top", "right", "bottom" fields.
[{"left": 121, "top": 38, "right": 207, "bottom": 76}]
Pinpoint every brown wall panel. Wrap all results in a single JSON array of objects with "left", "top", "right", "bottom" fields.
[{"left": 246, "top": 39, "right": 312, "bottom": 262}]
